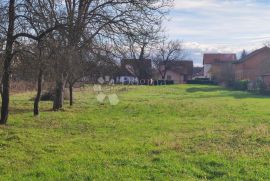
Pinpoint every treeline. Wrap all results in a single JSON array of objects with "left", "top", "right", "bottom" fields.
[{"left": 0, "top": 0, "right": 173, "bottom": 124}]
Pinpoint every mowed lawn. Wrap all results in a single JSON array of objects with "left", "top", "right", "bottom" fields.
[{"left": 0, "top": 85, "right": 270, "bottom": 180}]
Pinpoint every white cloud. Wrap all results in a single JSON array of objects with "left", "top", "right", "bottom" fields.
[
  {"left": 183, "top": 41, "right": 262, "bottom": 66},
  {"left": 167, "top": 0, "right": 270, "bottom": 65},
  {"left": 173, "top": 0, "right": 216, "bottom": 9}
]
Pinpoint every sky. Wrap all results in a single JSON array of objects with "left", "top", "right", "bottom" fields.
[{"left": 166, "top": 0, "right": 270, "bottom": 66}]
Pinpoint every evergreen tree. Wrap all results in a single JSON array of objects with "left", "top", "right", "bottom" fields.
[{"left": 241, "top": 49, "right": 247, "bottom": 59}]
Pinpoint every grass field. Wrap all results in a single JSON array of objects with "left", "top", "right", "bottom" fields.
[{"left": 0, "top": 84, "right": 269, "bottom": 180}]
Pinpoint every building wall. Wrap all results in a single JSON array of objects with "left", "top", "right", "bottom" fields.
[
  {"left": 204, "top": 64, "right": 212, "bottom": 79},
  {"left": 210, "top": 62, "right": 235, "bottom": 83},
  {"left": 154, "top": 71, "right": 185, "bottom": 84},
  {"left": 262, "top": 75, "right": 270, "bottom": 88},
  {"left": 234, "top": 49, "right": 270, "bottom": 81},
  {"left": 167, "top": 71, "right": 184, "bottom": 84}
]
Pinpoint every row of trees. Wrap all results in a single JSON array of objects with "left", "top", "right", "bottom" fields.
[{"left": 0, "top": 0, "right": 185, "bottom": 125}]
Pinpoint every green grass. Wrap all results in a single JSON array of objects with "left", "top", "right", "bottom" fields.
[{"left": 0, "top": 84, "right": 270, "bottom": 180}]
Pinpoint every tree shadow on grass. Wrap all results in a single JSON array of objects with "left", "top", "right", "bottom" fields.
[
  {"left": 195, "top": 160, "right": 227, "bottom": 180},
  {"left": 187, "top": 86, "right": 224, "bottom": 93},
  {"left": 9, "top": 107, "right": 32, "bottom": 114},
  {"left": 186, "top": 86, "right": 270, "bottom": 99},
  {"left": 9, "top": 107, "right": 53, "bottom": 115}
]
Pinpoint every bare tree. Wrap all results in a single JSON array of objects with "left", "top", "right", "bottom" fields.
[
  {"left": 46, "top": 0, "right": 171, "bottom": 110},
  {"left": 0, "top": 0, "right": 61, "bottom": 124},
  {"left": 0, "top": 0, "right": 16, "bottom": 124},
  {"left": 153, "top": 39, "right": 185, "bottom": 79},
  {"left": 66, "top": 48, "right": 94, "bottom": 106},
  {"left": 0, "top": 0, "right": 171, "bottom": 123},
  {"left": 117, "top": 24, "right": 162, "bottom": 80}
]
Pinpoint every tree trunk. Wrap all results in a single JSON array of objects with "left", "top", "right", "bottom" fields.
[
  {"left": 33, "top": 69, "right": 43, "bottom": 116},
  {"left": 0, "top": 0, "right": 15, "bottom": 125},
  {"left": 1, "top": 69, "right": 11, "bottom": 124},
  {"left": 69, "top": 83, "right": 73, "bottom": 106},
  {"left": 53, "top": 73, "right": 68, "bottom": 111},
  {"left": 53, "top": 79, "right": 65, "bottom": 111},
  {"left": 0, "top": 81, "right": 3, "bottom": 97}
]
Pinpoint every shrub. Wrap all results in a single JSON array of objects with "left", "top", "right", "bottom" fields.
[
  {"left": 228, "top": 79, "right": 270, "bottom": 95},
  {"left": 40, "top": 89, "right": 69, "bottom": 101},
  {"left": 153, "top": 80, "right": 174, "bottom": 85},
  {"left": 186, "top": 80, "right": 218, "bottom": 85},
  {"left": 194, "top": 78, "right": 210, "bottom": 81},
  {"left": 230, "top": 80, "right": 248, "bottom": 91},
  {"left": 40, "top": 91, "right": 54, "bottom": 101},
  {"left": 248, "top": 79, "right": 270, "bottom": 95}
]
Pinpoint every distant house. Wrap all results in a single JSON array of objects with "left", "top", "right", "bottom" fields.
[
  {"left": 154, "top": 60, "right": 193, "bottom": 84},
  {"left": 192, "top": 67, "right": 204, "bottom": 79},
  {"left": 117, "top": 59, "right": 152, "bottom": 84},
  {"left": 117, "top": 67, "right": 139, "bottom": 84},
  {"left": 209, "top": 61, "right": 235, "bottom": 83},
  {"left": 203, "top": 53, "right": 237, "bottom": 79},
  {"left": 234, "top": 46, "right": 270, "bottom": 86}
]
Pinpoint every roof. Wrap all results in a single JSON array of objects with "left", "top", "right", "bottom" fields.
[
  {"left": 121, "top": 59, "right": 151, "bottom": 69},
  {"left": 235, "top": 46, "right": 270, "bottom": 64},
  {"left": 203, "top": 53, "right": 237, "bottom": 64},
  {"left": 119, "top": 59, "right": 152, "bottom": 77},
  {"left": 163, "top": 60, "right": 193, "bottom": 75},
  {"left": 118, "top": 67, "right": 136, "bottom": 77}
]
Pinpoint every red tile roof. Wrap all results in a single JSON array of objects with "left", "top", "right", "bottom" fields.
[
  {"left": 203, "top": 53, "right": 237, "bottom": 64},
  {"left": 235, "top": 46, "right": 270, "bottom": 64}
]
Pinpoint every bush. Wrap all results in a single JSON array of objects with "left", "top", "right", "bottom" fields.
[
  {"left": 247, "top": 79, "right": 270, "bottom": 95},
  {"left": 227, "top": 79, "right": 270, "bottom": 95},
  {"left": 228, "top": 80, "right": 248, "bottom": 91},
  {"left": 194, "top": 78, "right": 210, "bottom": 81},
  {"left": 186, "top": 80, "right": 218, "bottom": 85},
  {"left": 40, "top": 89, "right": 69, "bottom": 101},
  {"left": 153, "top": 80, "right": 174, "bottom": 85},
  {"left": 40, "top": 91, "right": 54, "bottom": 101}
]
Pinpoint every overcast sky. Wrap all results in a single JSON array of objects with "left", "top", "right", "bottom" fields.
[{"left": 166, "top": 0, "right": 270, "bottom": 66}]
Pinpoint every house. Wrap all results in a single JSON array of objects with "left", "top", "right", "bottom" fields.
[
  {"left": 203, "top": 53, "right": 237, "bottom": 79},
  {"left": 117, "top": 68, "right": 139, "bottom": 84},
  {"left": 116, "top": 59, "right": 152, "bottom": 84},
  {"left": 192, "top": 67, "right": 204, "bottom": 79},
  {"left": 154, "top": 60, "right": 193, "bottom": 84},
  {"left": 234, "top": 46, "right": 270, "bottom": 86},
  {"left": 209, "top": 61, "right": 235, "bottom": 83}
]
